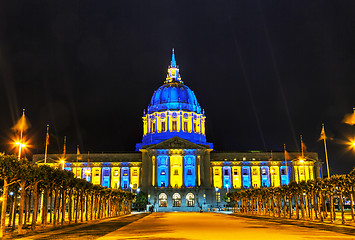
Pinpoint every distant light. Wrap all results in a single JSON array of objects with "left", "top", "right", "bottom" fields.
[
  {"left": 137, "top": 188, "right": 140, "bottom": 193},
  {"left": 9, "top": 192, "right": 13, "bottom": 196},
  {"left": 215, "top": 187, "right": 219, "bottom": 192}
]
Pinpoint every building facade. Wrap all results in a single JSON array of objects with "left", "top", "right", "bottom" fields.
[{"left": 34, "top": 50, "right": 322, "bottom": 212}]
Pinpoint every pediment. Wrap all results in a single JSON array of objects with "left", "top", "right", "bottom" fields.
[{"left": 146, "top": 137, "right": 208, "bottom": 150}]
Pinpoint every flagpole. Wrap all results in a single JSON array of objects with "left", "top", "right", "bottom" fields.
[
  {"left": 322, "top": 123, "right": 331, "bottom": 178},
  {"left": 18, "top": 109, "right": 25, "bottom": 159},
  {"left": 284, "top": 144, "right": 289, "bottom": 184},
  {"left": 44, "top": 124, "right": 49, "bottom": 164},
  {"left": 300, "top": 135, "right": 304, "bottom": 158},
  {"left": 63, "top": 136, "right": 67, "bottom": 159}
]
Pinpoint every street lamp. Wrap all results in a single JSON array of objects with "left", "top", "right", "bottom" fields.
[
  {"left": 59, "top": 158, "right": 65, "bottom": 170},
  {"left": 130, "top": 184, "right": 133, "bottom": 193},
  {"left": 15, "top": 141, "right": 26, "bottom": 159}
]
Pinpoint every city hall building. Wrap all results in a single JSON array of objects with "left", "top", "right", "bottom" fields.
[{"left": 34, "top": 50, "right": 323, "bottom": 211}]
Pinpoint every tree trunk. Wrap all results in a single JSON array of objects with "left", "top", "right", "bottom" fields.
[
  {"left": 295, "top": 194, "right": 299, "bottom": 220},
  {"left": 27, "top": 191, "right": 32, "bottom": 224},
  {"left": 351, "top": 187, "right": 355, "bottom": 222},
  {"left": 61, "top": 189, "right": 65, "bottom": 225},
  {"left": 53, "top": 190, "right": 58, "bottom": 226},
  {"left": 300, "top": 194, "right": 305, "bottom": 220},
  {"left": 11, "top": 191, "right": 18, "bottom": 230},
  {"left": 310, "top": 192, "right": 314, "bottom": 221},
  {"left": 44, "top": 190, "right": 50, "bottom": 224},
  {"left": 18, "top": 182, "right": 27, "bottom": 233},
  {"left": 330, "top": 193, "right": 334, "bottom": 223},
  {"left": 75, "top": 192, "right": 79, "bottom": 223},
  {"left": 339, "top": 190, "right": 345, "bottom": 224},
  {"left": 31, "top": 182, "right": 39, "bottom": 230},
  {"left": 0, "top": 180, "right": 9, "bottom": 238},
  {"left": 85, "top": 194, "right": 89, "bottom": 222},
  {"left": 80, "top": 192, "right": 84, "bottom": 222}
]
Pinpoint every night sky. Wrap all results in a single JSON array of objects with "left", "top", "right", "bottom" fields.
[{"left": 0, "top": 1, "right": 355, "bottom": 175}]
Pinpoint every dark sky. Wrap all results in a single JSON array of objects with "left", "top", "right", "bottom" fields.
[{"left": 0, "top": 1, "right": 355, "bottom": 175}]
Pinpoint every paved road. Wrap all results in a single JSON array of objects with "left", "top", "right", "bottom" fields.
[
  {"left": 99, "top": 212, "right": 355, "bottom": 240},
  {"left": 14, "top": 212, "right": 355, "bottom": 240}
]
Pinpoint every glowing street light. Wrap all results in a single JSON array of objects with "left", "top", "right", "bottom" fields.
[
  {"left": 59, "top": 158, "right": 65, "bottom": 170},
  {"left": 15, "top": 141, "right": 27, "bottom": 159}
]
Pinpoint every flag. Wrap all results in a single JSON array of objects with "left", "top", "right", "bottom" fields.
[
  {"left": 343, "top": 109, "right": 355, "bottom": 125},
  {"left": 319, "top": 124, "right": 327, "bottom": 141},
  {"left": 76, "top": 145, "right": 82, "bottom": 161},
  {"left": 301, "top": 141, "right": 307, "bottom": 153},
  {"left": 45, "top": 124, "right": 50, "bottom": 146},
  {"left": 284, "top": 149, "right": 290, "bottom": 160},
  {"left": 46, "top": 129, "right": 49, "bottom": 145},
  {"left": 12, "top": 110, "right": 31, "bottom": 133}
]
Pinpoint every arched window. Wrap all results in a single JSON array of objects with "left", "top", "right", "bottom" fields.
[
  {"left": 172, "top": 193, "right": 181, "bottom": 207},
  {"left": 186, "top": 193, "right": 195, "bottom": 207},
  {"left": 159, "top": 193, "right": 167, "bottom": 207}
]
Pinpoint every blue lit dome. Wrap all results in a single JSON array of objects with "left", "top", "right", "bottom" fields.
[
  {"left": 147, "top": 82, "right": 201, "bottom": 114},
  {"left": 136, "top": 49, "right": 213, "bottom": 151}
]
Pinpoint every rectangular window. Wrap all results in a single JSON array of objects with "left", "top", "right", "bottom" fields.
[
  {"left": 187, "top": 169, "right": 192, "bottom": 175},
  {"left": 224, "top": 169, "right": 228, "bottom": 175},
  {"left": 161, "top": 170, "right": 165, "bottom": 175},
  {"left": 193, "top": 122, "right": 197, "bottom": 132},
  {"left": 184, "top": 121, "right": 188, "bottom": 131},
  {"left": 161, "top": 122, "right": 165, "bottom": 132},
  {"left": 216, "top": 192, "right": 221, "bottom": 203},
  {"left": 95, "top": 170, "right": 100, "bottom": 176},
  {"left": 152, "top": 122, "right": 156, "bottom": 132},
  {"left": 215, "top": 169, "right": 220, "bottom": 176},
  {"left": 133, "top": 169, "right": 138, "bottom": 176},
  {"left": 172, "top": 121, "right": 177, "bottom": 131},
  {"left": 281, "top": 168, "right": 286, "bottom": 175},
  {"left": 252, "top": 168, "right": 258, "bottom": 175},
  {"left": 114, "top": 170, "right": 119, "bottom": 176},
  {"left": 174, "top": 169, "right": 178, "bottom": 175},
  {"left": 233, "top": 169, "right": 238, "bottom": 175},
  {"left": 124, "top": 170, "right": 128, "bottom": 176},
  {"left": 262, "top": 168, "right": 267, "bottom": 175}
]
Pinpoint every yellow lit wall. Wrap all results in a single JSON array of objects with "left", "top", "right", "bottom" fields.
[
  {"left": 298, "top": 166, "right": 306, "bottom": 182},
  {"left": 251, "top": 166, "right": 261, "bottom": 188},
  {"left": 73, "top": 167, "right": 82, "bottom": 178},
  {"left": 130, "top": 167, "right": 140, "bottom": 189},
  {"left": 143, "top": 117, "right": 147, "bottom": 135},
  {"left": 309, "top": 166, "right": 314, "bottom": 180},
  {"left": 111, "top": 167, "right": 120, "bottom": 189},
  {"left": 92, "top": 167, "right": 101, "bottom": 185},
  {"left": 232, "top": 166, "right": 241, "bottom": 189},
  {"left": 152, "top": 156, "right": 156, "bottom": 186},
  {"left": 270, "top": 166, "right": 280, "bottom": 187},
  {"left": 213, "top": 166, "right": 223, "bottom": 188},
  {"left": 170, "top": 155, "right": 183, "bottom": 188}
]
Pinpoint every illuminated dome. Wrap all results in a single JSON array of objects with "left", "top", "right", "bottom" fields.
[
  {"left": 148, "top": 82, "right": 201, "bottom": 114},
  {"left": 136, "top": 49, "right": 212, "bottom": 150}
]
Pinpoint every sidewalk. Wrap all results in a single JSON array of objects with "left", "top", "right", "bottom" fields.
[
  {"left": 231, "top": 212, "right": 355, "bottom": 236},
  {"left": 9, "top": 212, "right": 147, "bottom": 240}
]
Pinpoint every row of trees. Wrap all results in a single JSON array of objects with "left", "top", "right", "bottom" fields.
[
  {"left": 0, "top": 153, "right": 135, "bottom": 238},
  {"left": 227, "top": 169, "right": 355, "bottom": 225}
]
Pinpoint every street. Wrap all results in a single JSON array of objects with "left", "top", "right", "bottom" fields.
[{"left": 15, "top": 212, "right": 355, "bottom": 240}]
